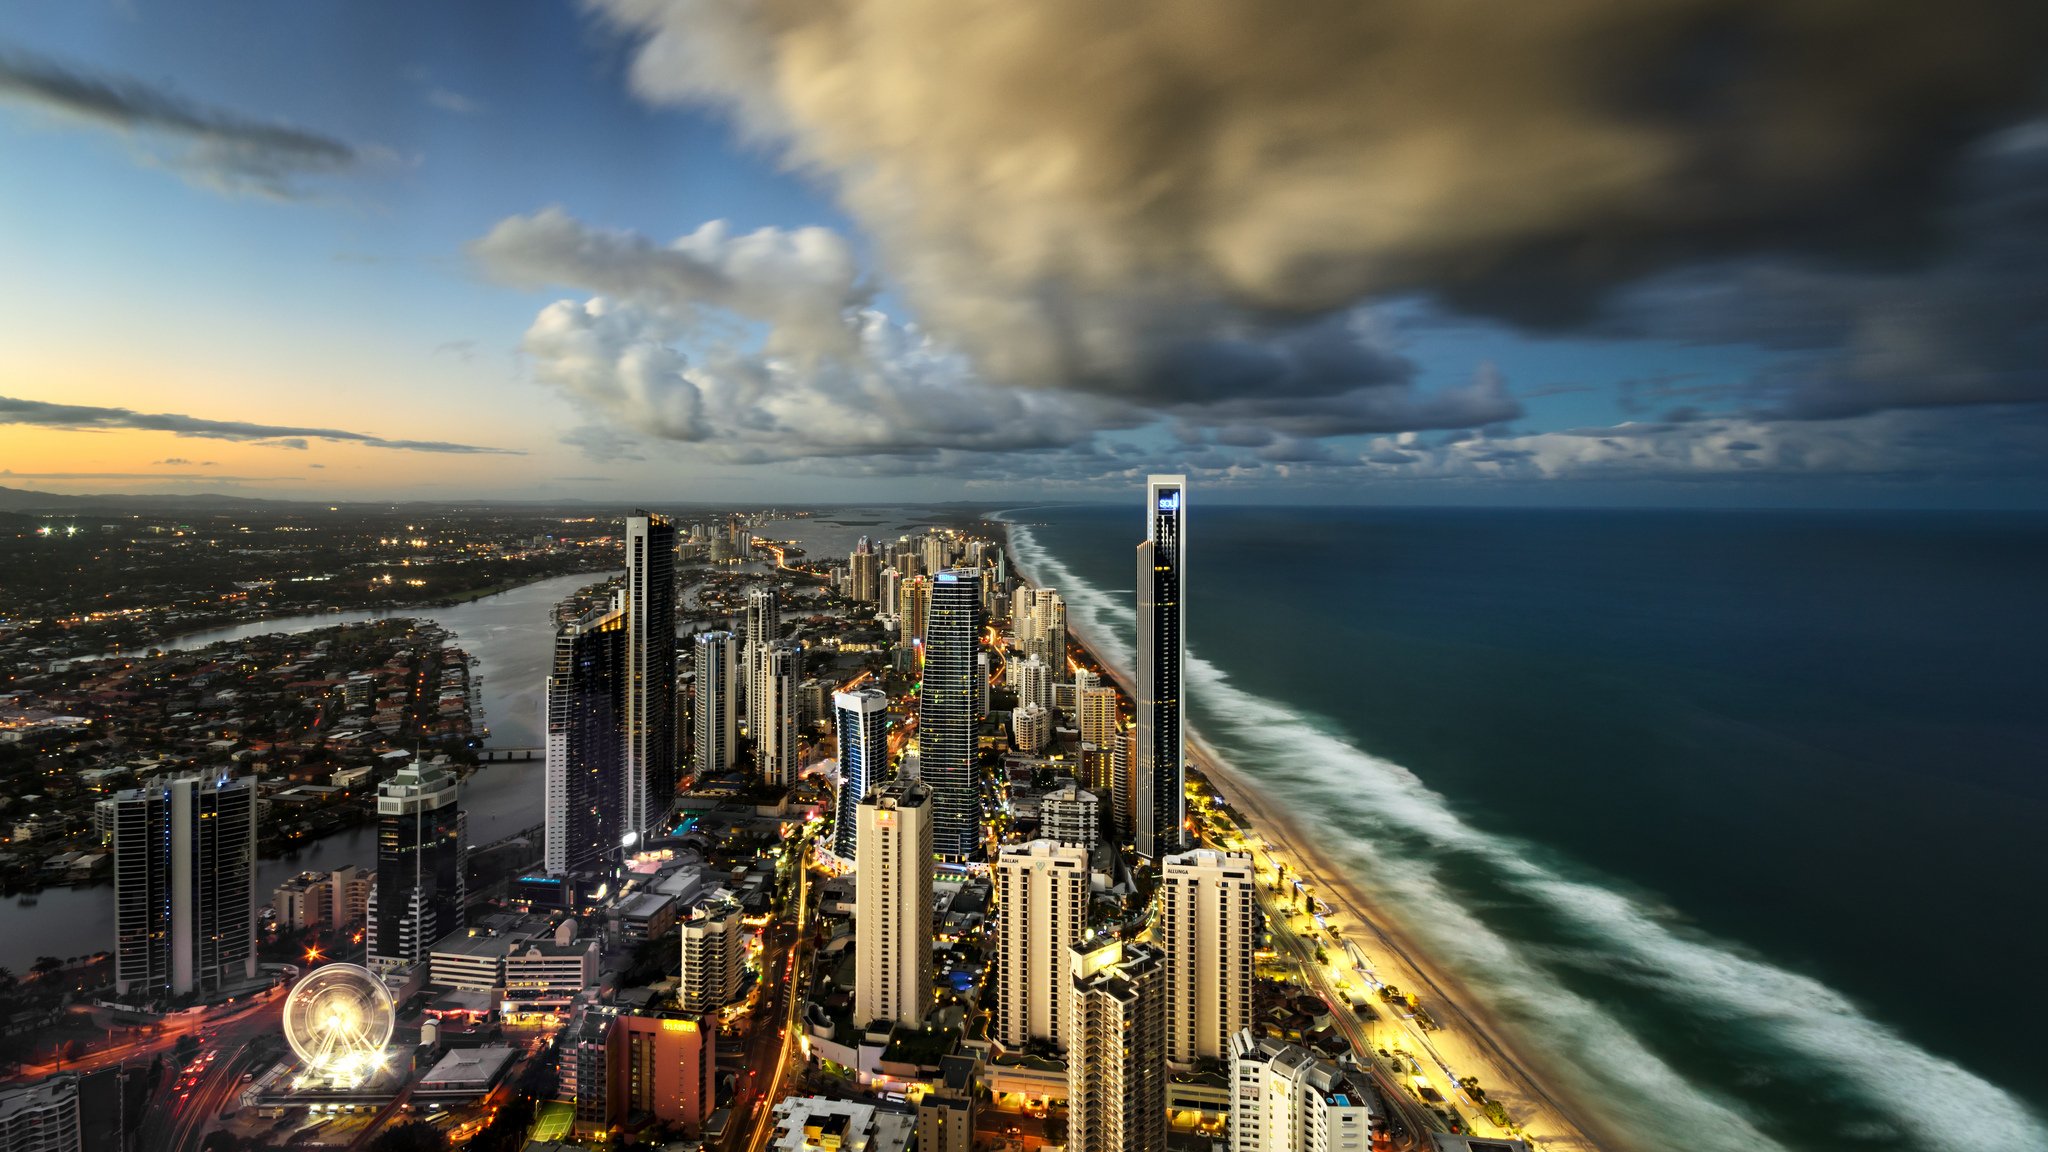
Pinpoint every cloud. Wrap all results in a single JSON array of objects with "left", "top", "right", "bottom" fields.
[
  {"left": 476, "top": 209, "right": 1513, "bottom": 463},
  {"left": 426, "top": 87, "right": 483, "bottom": 116},
  {"left": 1350, "top": 407, "right": 2048, "bottom": 483},
  {"left": 1600, "top": 123, "right": 2048, "bottom": 420},
  {"left": 151, "top": 457, "right": 214, "bottom": 466},
  {"left": 0, "top": 470, "right": 301, "bottom": 482},
  {"left": 0, "top": 395, "right": 521, "bottom": 455},
  {"left": 0, "top": 45, "right": 363, "bottom": 198},
  {"left": 590, "top": 0, "right": 2047, "bottom": 421}
]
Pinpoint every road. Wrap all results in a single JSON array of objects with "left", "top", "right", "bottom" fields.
[
  {"left": 741, "top": 828, "right": 818, "bottom": 1152},
  {"left": 133, "top": 992, "right": 287, "bottom": 1152}
]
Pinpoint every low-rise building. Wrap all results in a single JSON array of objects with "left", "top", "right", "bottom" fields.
[{"left": 769, "top": 1096, "right": 916, "bottom": 1152}]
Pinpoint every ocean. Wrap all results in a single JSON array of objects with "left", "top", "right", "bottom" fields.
[{"left": 1001, "top": 504, "right": 2048, "bottom": 1152}]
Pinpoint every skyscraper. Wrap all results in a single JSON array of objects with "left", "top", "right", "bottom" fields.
[
  {"left": 923, "top": 569, "right": 985, "bottom": 860},
  {"left": 850, "top": 548, "right": 881, "bottom": 603},
  {"left": 111, "top": 773, "right": 256, "bottom": 998},
  {"left": 833, "top": 688, "right": 890, "bottom": 859},
  {"left": 1160, "top": 848, "right": 1257, "bottom": 1063},
  {"left": 855, "top": 778, "right": 934, "bottom": 1030},
  {"left": 743, "top": 585, "right": 781, "bottom": 741},
  {"left": 1012, "top": 654, "right": 1055, "bottom": 714},
  {"left": 758, "top": 641, "right": 801, "bottom": 787},
  {"left": 900, "top": 575, "right": 932, "bottom": 649},
  {"left": 546, "top": 600, "right": 626, "bottom": 876},
  {"left": 369, "top": 761, "right": 466, "bottom": 969},
  {"left": 1077, "top": 685, "right": 1120, "bottom": 751},
  {"left": 1066, "top": 938, "right": 1166, "bottom": 1152},
  {"left": 1136, "top": 475, "right": 1186, "bottom": 860},
  {"left": 1020, "top": 588, "right": 1067, "bottom": 670},
  {"left": 994, "top": 839, "right": 1089, "bottom": 1050},
  {"left": 624, "top": 512, "right": 679, "bottom": 841},
  {"left": 692, "top": 630, "right": 739, "bottom": 776}
]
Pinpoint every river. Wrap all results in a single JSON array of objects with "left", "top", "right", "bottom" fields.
[{"left": 2, "top": 570, "right": 609, "bottom": 972}]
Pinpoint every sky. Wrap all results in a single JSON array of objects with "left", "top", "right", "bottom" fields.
[{"left": 1, "top": 0, "right": 2045, "bottom": 506}]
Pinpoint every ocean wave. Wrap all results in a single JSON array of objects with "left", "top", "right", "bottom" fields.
[{"left": 1002, "top": 514, "right": 2048, "bottom": 1152}]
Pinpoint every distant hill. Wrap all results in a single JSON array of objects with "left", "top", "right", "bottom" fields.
[{"left": 0, "top": 485, "right": 304, "bottom": 514}]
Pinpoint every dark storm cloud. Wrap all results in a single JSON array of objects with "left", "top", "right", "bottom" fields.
[
  {"left": 595, "top": 0, "right": 2047, "bottom": 424},
  {"left": 1602, "top": 123, "right": 2048, "bottom": 420},
  {"left": 0, "top": 396, "right": 521, "bottom": 455},
  {"left": 0, "top": 45, "right": 360, "bottom": 197}
]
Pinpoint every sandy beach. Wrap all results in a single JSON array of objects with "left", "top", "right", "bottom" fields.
[{"left": 998, "top": 520, "right": 1625, "bottom": 1151}]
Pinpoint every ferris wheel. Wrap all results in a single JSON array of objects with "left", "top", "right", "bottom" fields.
[{"left": 283, "top": 963, "right": 395, "bottom": 1083}]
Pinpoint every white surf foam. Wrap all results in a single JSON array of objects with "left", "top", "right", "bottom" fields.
[{"left": 1001, "top": 513, "right": 2048, "bottom": 1152}]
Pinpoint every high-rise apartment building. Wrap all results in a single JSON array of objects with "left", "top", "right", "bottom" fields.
[
  {"left": 607, "top": 1010, "right": 716, "bottom": 1132},
  {"left": 850, "top": 549, "right": 881, "bottom": 604},
  {"left": 1020, "top": 589, "right": 1067, "bottom": 670},
  {"left": 0, "top": 1074, "right": 82, "bottom": 1152},
  {"left": 1228, "top": 1029, "right": 1383, "bottom": 1152},
  {"left": 1041, "top": 784, "right": 1099, "bottom": 849},
  {"left": 855, "top": 779, "right": 934, "bottom": 1029},
  {"left": 624, "top": 512, "right": 679, "bottom": 841},
  {"left": 678, "top": 897, "right": 746, "bottom": 1013},
  {"left": 757, "top": 642, "right": 801, "bottom": 787},
  {"left": 900, "top": 576, "right": 932, "bottom": 649},
  {"left": 923, "top": 570, "right": 985, "bottom": 860},
  {"left": 1136, "top": 475, "right": 1186, "bottom": 860},
  {"left": 832, "top": 688, "right": 889, "bottom": 860},
  {"left": 880, "top": 566, "right": 902, "bottom": 616},
  {"left": 743, "top": 585, "right": 781, "bottom": 740},
  {"left": 1011, "top": 654, "right": 1055, "bottom": 715},
  {"left": 1077, "top": 685, "right": 1120, "bottom": 751},
  {"left": 994, "top": 839, "right": 1089, "bottom": 1050},
  {"left": 1160, "top": 849, "right": 1257, "bottom": 1063},
  {"left": 1066, "top": 939, "right": 1166, "bottom": 1152},
  {"left": 921, "top": 533, "right": 952, "bottom": 576},
  {"left": 692, "top": 630, "right": 739, "bottom": 776},
  {"left": 1011, "top": 702, "right": 1052, "bottom": 754},
  {"left": 111, "top": 773, "right": 256, "bottom": 998},
  {"left": 546, "top": 600, "right": 626, "bottom": 875},
  {"left": 369, "top": 761, "right": 466, "bottom": 968}
]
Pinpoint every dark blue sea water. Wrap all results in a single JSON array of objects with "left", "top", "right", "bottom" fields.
[{"left": 1003, "top": 504, "right": 2048, "bottom": 1152}]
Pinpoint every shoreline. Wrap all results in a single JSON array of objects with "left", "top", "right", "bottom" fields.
[{"left": 998, "top": 517, "right": 1624, "bottom": 1152}]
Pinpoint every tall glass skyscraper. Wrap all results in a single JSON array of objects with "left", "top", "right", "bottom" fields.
[
  {"left": 923, "top": 568, "right": 985, "bottom": 860},
  {"left": 1135, "top": 475, "right": 1186, "bottom": 860},
  {"left": 369, "top": 761, "right": 466, "bottom": 968},
  {"left": 111, "top": 773, "right": 256, "bottom": 998},
  {"left": 624, "top": 511, "right": 678, "bottom": 841},
  {"left": 832, "top": 687, "right": 889, "bottom": 859},
  {"left": 545, "top": 599, "right": 626, "bottom": 875}
]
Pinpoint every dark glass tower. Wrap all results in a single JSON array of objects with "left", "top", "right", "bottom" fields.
[
  {"left": 922, "top": 569, "right": 985, "bottom": 860},
  {"left": 1135, "top": 475, "right": 1186, "bottom": 860},
  {"left": 545, "top": 602, "right": 626, "bottom": 875},
  {"left": 625, "top": 511, "right": 678, "bottom": 840},
  {"left": 832, "top": 687, "right": 890, "bottom": 859},
  {"left": 370, "top": 761, "right": 466, "bottom": 966}
]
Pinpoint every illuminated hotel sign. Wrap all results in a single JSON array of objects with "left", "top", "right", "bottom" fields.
[{"left": 1157, "top": 491, "right": 1181, "bottom": 512}]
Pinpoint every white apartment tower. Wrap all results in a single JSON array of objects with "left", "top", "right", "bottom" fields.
[
  {"left": 743, "top": 585, "right": 781, "bottom": 740},
  {"left": 757, "top": 642, "right": 801, "bottom": 787},
  {"left": 1228, "top": 1029, "right": 1382, "bottom": 1152},
  {"left": 1011, "top": 654, "right": 1055, "bottom": 715},
  {"left": 679, "top": 897, "right": 747, "bottom": 1013},
  {"left": 1040, "top": 784, "right": 1099, "bottom": 849},
  {"left": 855, "top": 779, "right": 935, "bottom": 1029},
  {"left": 693, "top": 630, "right": 739, "bottom": 776},
  {"left": 1011, "top": 702, "right": 1052, "bottom": 754},
  {"left": 0, "top": 1074, "right": 82, "bottom": 1152},
  {"left": 1161, "top": 848, "right": 1257, "bottom": 1063},
  {"left": 1066, "top": 939, "right": 1166, "bottom": 1152},
  {"left": 994, "top": 839, "right": 1089, "bottom": 1050}
]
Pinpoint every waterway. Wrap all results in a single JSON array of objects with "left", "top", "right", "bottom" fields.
[{"left": 2, "top": 569, "right": 609, "bottom": 972}]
